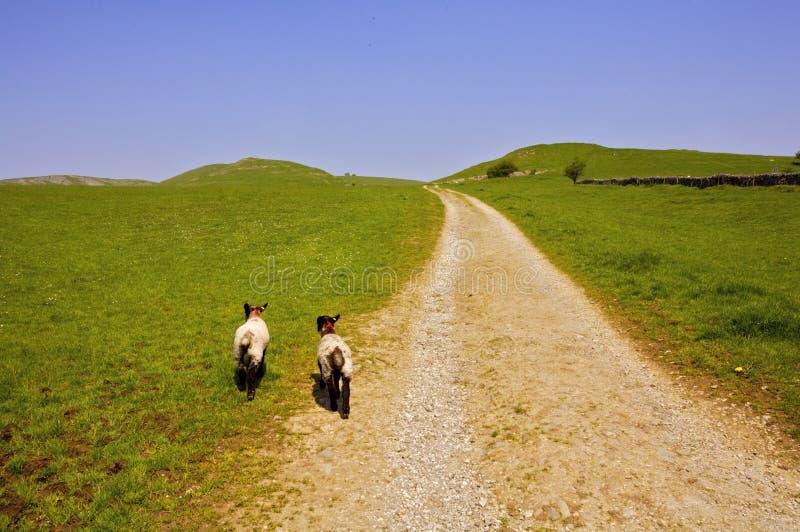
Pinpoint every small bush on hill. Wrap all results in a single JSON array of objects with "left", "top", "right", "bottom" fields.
[
  {"left": 487, "top": 160, "right": 518, "bottom": 179},
  {"left": 564, "top": 159, "right": 587, "bottom": 184}
]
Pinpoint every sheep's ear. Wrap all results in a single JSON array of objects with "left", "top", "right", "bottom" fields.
[
  {"left": 260, "top": 302, "right": 269, "bottom": 311},
  {"left": 244, "top": 303, "right": 251, "bottom": 319},
  {"left": 333, "top": 314, "right": 340, "bottom": 322}
]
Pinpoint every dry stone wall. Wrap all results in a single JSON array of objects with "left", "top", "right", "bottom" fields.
[{"left": 579, "top": 172, "right": 800, "bottom": 188}]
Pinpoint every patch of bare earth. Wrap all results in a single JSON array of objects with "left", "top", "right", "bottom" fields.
[{"left": 225, "top": 187, "right": 800, "bottom": 530}]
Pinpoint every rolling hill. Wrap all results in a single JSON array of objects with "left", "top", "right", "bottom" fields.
[
  {"left": 0, "top": 175, "right": 155, "bottom": 186},
  {"left": 161, "top": 157, "right": 336, "bottom": 186},
  {"left": 439, "top": 143, "right": 797, "bottom": 182},
  {"left": 161, "top": 157, "right": 423, "bottom": 187},
  {"left": 2, "top": 159, "right": 423, "bottom": 188}
]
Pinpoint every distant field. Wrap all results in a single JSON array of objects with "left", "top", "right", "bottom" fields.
[
  {"left": 447, "top": 170, "right": 800, "bottom": 436},
  {"left": 440, "top": 142, "right": 798, "bottom": 182},
  {"left": 334, "top": 175, "right": 426, "bottom": 187},
  {"left": 0, "top": 178, "right": 441, "bottom": 528}
]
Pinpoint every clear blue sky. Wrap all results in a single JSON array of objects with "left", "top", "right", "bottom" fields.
[{"left": 1, "top": 1, "right": 798, "bottom": 181}]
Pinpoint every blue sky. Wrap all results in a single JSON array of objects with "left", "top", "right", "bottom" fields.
[{"left": 1, "top": 1, "right": 798, "bottom": 181}]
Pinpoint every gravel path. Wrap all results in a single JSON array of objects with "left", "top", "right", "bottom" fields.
[
  {"left": 447, "top": 189, "right": 800, "bottom": 529},
  {"left": 367, "top": 188, "right": 501, "bottom": 530},
  {"left": 227, "top": 187, "right": 800, "bottom": 530}
]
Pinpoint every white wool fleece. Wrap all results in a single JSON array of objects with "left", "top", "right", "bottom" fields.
[
  {"left": 317, "top": 333, "right": 353, "bottom": 380},
  {"left": 233, "top": 316, "right": 270, "bottom": 366}
]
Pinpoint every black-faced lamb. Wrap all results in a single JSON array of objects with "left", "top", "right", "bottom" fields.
[
  {"left": 316, "top": 314, "right": 353, "bottom": 418},
  {"left": 233, "top": 302, "right": 270, "bottom": 401}
]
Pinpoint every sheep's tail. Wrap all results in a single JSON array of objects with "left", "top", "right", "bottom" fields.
[
  {"left": 235, "top": 331, "right": 253, "bottom": 361},
  {"left": 331, "top": 347, "right": 344, "bottom": 369},
  {"left": 240, "top": 331, "right": 252, "bottom": 348}
]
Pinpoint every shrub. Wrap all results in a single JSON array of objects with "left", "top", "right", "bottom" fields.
[{"left": 487, "top": 159, "right": 518, "bottom": 179}]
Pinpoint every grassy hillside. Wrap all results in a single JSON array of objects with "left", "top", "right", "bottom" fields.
[
  {"left": 0, "top": 175, "right": 155, "bottom": 186},
  {"left": 161, "top": 157, "right": 334, "bottom": 186},
  {"left": 445, "top": 171, "right": 800, "bottom": 437},
  {"left": 334, "top": 175, "right": 425, "bottom": 187},
  {"left": 0, "top": 179, "right": 441, "bottom": 528},
  {"left": 440, "top": 143, "right": 797, "bottom": 182}
]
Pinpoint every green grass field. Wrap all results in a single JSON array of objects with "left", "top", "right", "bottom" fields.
[
  {"left": 0, "top": 173, "right": 441, "bottom": 528},
  {"left": 445, "top": 146, "right": 800, "bottom": 436},
  {"left": 2, "top": 144, "right": 798, "bottom": 527}
]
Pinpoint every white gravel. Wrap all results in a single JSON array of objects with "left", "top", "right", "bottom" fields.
[{"left": 367, "top": 197, "right": 502, "bottom": 530}]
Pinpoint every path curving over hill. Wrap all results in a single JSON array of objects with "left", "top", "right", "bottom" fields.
[{"left": 226, "top": 187, "right": 800, "bottom": 530}]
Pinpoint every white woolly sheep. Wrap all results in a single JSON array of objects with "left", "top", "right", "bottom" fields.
[
  {"left": 316, "top": 314, "right": 353, "bottom": 418},
  {"left": 233, "top": 302, "right": 270, "bottom": 401}
]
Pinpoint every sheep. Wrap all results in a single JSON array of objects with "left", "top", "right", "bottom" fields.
[
  {"left": 233, "top": 302, "right": 270, "bottom": 401},
  {"left": 316, "top": 314, "right": 353, "bottom": 418}
]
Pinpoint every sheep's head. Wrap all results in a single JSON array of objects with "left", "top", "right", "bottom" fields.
[
  {"left": 244, "top": 302, "right": 269, "bottom": 320},
  {"left": 316, "top": 314, "right": 340, "bottom": 335}
]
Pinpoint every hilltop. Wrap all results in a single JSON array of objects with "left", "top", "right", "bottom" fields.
[
  {"left": 0, "top": 175, "right": 154, "bottom": 186},
  {"left": 1, "top": 159, "right": 422, "bottom": 188},
  {"left": 161, "top": 157, "right": 334, "bottom": 186},
  {"left": 160, "top": 157, "right": 422, "bottom": 187},
  {"left": 438, "top": 143, "right": 797, "bottom": 182}
]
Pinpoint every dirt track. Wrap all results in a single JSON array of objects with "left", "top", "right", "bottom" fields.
[{"left": 226, "top": 187, "right": 800, "bottom": 530}]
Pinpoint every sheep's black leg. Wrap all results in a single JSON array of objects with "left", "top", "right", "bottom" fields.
[
  {"left": 326, "top": 376, "right": 338, "bottom": 412},
  {"left": 246, "top": 361, "right": 259, "bottom": 401},
  {"left": 236, "top": 362, "right": 247, "bottom": 392},
  {"left": 318, "top": 361, "right": 326, "bottom": 388},
  {"left": 257, "top": 350, "right": 266, "bottom": 380},
  {"left": 341, "top": 376, "right": 351, "bottom": 419},
  {"left": 332, "top": 369, "right": 341, "bottom": 400},
  {"left": 234, "top": 348, "right": 247, "bottom": 391}
]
